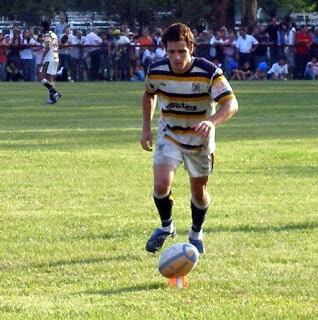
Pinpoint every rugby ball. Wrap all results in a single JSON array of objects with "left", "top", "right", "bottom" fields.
[{"left": 158, "top": 243, "right": 199, "bottom": 278}]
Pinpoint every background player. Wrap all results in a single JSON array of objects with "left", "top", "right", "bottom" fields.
[
  {"left": 38, "top": 21, "right": 61, "bottom": 104},
  {"left": 140, "top": 23, "right": 238, "bottom": 254}
]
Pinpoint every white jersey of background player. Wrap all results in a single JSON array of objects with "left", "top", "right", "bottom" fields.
[{"left": 38, "top": 21, "right": 62, "bottom": 104}]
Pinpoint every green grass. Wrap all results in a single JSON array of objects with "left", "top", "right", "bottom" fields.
[{"left": 0, "top": 81, "right": 317, "bottom": 319}]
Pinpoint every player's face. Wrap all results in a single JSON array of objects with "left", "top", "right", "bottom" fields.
[{"left": 166, "top": 40, "right": 193, "bottom": 74}]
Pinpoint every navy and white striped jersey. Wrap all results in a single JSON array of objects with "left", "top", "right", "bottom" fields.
[{"left": 145, "top": 57, "right": 235, "bottom": 153}]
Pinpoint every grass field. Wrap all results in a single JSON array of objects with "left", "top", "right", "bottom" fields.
[{"left": 0, "top": 81, "right": 317, "bottom": 319}]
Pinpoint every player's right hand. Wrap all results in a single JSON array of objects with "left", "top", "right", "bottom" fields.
[{"left": 140, "top": 130, "right": 153, "bottom": 151}]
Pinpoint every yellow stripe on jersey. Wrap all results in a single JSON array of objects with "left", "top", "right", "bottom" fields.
[
  {"left": 218, "top": 93, "right": 236, "bottom": 104},
  {"left": 148, "top": 74, "right": 211, "bottom": 84},
  {"left": 212, "top": 74, "right": 226, "bottom": 84}
]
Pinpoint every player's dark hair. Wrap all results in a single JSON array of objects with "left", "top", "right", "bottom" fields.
[
  {"left": 161, "top": 23, "right": 194, "bottom": 49},
  {"left": 41, "top": 21, "right": 50, "bottom": 32}
]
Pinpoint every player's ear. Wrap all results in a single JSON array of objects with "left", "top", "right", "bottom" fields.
[{"left": 188, "top": 42, "right": 194, "bottom": 54}]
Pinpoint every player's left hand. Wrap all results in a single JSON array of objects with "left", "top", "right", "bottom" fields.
[{"left": 193, "top": 120, "right": 215, "bottom": 138}]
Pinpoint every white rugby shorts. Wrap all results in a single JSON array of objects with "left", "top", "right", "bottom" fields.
[
  {"left": 153, "top": 133, "right": 214, "bottom": 178},
  {"left": 42, "top": 60, "right": 59, "bottom": 76}
]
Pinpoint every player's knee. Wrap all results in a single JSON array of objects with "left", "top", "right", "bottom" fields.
[
  {"left": 192, "top": 191, "right": 210, "bottom": 208},
  {"left": 154, "top": 182, "right": 171, "bottom": 198}
]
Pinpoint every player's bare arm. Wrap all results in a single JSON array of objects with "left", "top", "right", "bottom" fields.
[
  {"left": 194, "top": 96, "right": 238, "bottom": 137},
  {"left": 140, "top": 91, "right": 157, "bottom": 151}
]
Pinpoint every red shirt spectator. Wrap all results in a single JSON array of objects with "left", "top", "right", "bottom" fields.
[{"left": 295, "top": 26, "right": 312, "bottom": 55}]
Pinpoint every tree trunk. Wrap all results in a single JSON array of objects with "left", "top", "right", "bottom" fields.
[
  {"left": 211, "top": 0, "right": 235, "bottom": 30},
  {"left": 241, "top": 0, "right": 257, "bottom": 29}
]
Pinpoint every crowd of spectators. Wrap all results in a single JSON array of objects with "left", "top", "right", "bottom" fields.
[{"left": 0, "top": 14, "right": 318, "bottom": 82}]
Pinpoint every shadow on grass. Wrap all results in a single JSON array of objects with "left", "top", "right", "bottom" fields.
[
  {"left": 209, "top": 221, "right": 318, "bottom": 234},
  {"left": 83, "top": 281, "right": 164, "bottom": 296},
  {"left": 0, "top": 255, "right": 139, "bottom": 271},
  {"left": 178, "top": 221, "right": 318, "bottom": 235}
]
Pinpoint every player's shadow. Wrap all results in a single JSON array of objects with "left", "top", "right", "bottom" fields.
[
  {"left": 206, "top": 221, "right": 318, "bottom": 234},
  {"left": 178, "top": 221, "right": 318, "bottom": 235},
  {"left": 0, "top": 255, "right": 138, "bottom": 271},
  {"left": 83, "top": 282, "right": 164, "bottom": 296}
]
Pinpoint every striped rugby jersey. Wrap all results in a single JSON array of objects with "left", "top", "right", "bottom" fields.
[
  {"left": 145, "top": 57, "right": 235, "bottom": 154},
  {"left": 43, "top": 31, "right": 59, "bottom": 63}
]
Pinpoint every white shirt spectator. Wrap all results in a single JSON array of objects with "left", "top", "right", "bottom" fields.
[
  {"left": 154, "top": 46, "right": 166, "bottom": 61},
  {"left": 70, "top": 34, "right": 85, "bottom": 59},
  {"left": 268, "top": 62, "right": 288, "bottom": 77},
  {"left": 142, "top": 48, "right": 155, "bottom": 65},
  {"left": 84, "top": 30, "right": 102, "bottom": 53},
  {"left": 209, "top": 35, "right": 223, "bottom": 58},
  {"left": 114, "top": 35, "right": 130, "bottom": 45},
  {"left": 19, "top": 38, "right": 37, "bottom": 59},
  {"left": 236, "top": 34, "right": 258, "bottom": 53},
  {"left": 286, "top": 26, "right": 296, "bottom": 46}
]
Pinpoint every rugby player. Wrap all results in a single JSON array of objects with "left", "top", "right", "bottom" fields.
[
  {"left": 141, "top": 23, "right": 238, "bottom": 254},
  {"left": 38, "top": 21, "right": 62, "bottom": 104}
]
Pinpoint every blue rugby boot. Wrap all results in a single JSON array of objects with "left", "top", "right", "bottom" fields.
[
  {"left": 189, "top": 229, "right": 205, "bottom": 254},
  {"left": 146, "top": 227, "right": 176, "bottom": 253}
]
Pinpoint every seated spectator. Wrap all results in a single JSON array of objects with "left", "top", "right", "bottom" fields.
[
  {"left": 304, "top": 56, "right": 318, "bottom": 80},
  {"left": 267, "top": 57, "right": 288, "bottom": 80},
  {"left": 231, "top": 61, "right": 253, "bottom": 80},
  {"left": 5, "top": 58, "right": 23, "bottom": 81},
  {"left": 249, "top": 61, "right": 268, "bottom": 80}
]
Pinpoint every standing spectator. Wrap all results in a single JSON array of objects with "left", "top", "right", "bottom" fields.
[
  {"left": 33, "top": 33, "right": 44, "bottom": 79},
  {"left": 304, "top": 56, "right": 318, "bottom": 80},
  {"left": 8, "top": 27, "right": 22, "bottom": 72},
  {"left": 195, "top": 29, "right": 210, "bottom": 60},
  {"left": 153, "top": 28, "right": 163, "bottom": 47},
  {"left": 222, "top": 30, "right": 237, "bottom": 78},
  {"left": 154, "top": 41, "right": 166, "bottom": 62},
  {"left": 100, "top": 30, "right": 112, "bottom": 81},
  {"left": 294, "top": 25, "right": 312, "bottom": 79},
  {"left": 54, "top": 12, "right": 69, "bottom": 38},
  {"left": 252, "top": 25, "right": 269, "bottom": 67},
  {"left": 265, "top": 16, "right": 279, "bottom": 64},
  {"left": 28, "top": 26, "right": 37, "bottom": 81},
  {"left": 285, "top": 17, "right": 297, "bottom": 75},
  {"left": 267, "top": 56, "right": 288, "bottom": 80},
  {"left": 0, "top": 30, "right": 8, "bottom": 80},
  {"left": 20, "top": 29, "right": 37, "bottom": 81},
  {"left": 141, "top": 45, "right": 155, "bottom": 74},
  {"left": 236, "top": 27, "right": 258, "bottom": 70},
  {"left": 84, "top": 28, "right": 102, "bottom": 81},
  {"left": 138, "top": 28, "right": 154, "bottom": 63},
  {"left": 112, "top": 29, "right": 130, "bottom": 81},
  {"left": 138, "top": 28, "right": 153, "bottom": 48},
  {"left": 59, "top": 26, "right": 73, "bottom": 81},
  {"left": 70, "top": 30, "right": 86, "bottom": 81},
  {"left": 310, "top": 26, "right": 318, "bottom": 58},
  {"left": 277, "top": 22, "right": 287, "bottom": 57}
]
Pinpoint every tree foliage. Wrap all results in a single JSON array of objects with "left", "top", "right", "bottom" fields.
[{"left": 0, "top": 0, "right": 317, "bottom": 27}]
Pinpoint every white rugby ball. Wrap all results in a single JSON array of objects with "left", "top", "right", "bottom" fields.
[{"left": 158, "top": 243, "right": 199, "bottom": 278}]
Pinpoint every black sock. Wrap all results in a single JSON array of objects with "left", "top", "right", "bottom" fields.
[
  {"left": 153, "top": 192, "right": 173, "bottom": 227},
  {"left": 191, "top": 201, "right": 208, "bottom": 232},
  {"left": 43, "top": 82, "right": 56, "bottom": 95}
]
